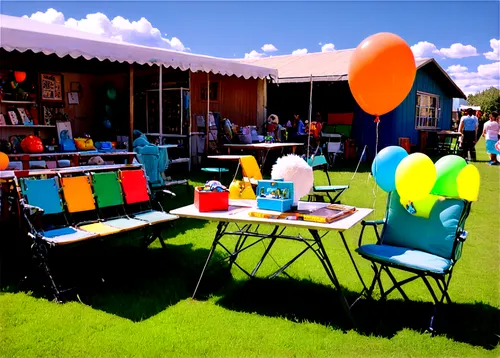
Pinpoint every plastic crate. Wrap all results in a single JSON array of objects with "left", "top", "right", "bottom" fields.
[{"left": 194, "top": 187, "right": 229, "bottom": 212}]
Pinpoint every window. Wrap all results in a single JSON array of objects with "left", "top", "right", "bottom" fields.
[
  {"left": 200, "top": 82, "right": 220, "bottom": 102},
  {"left": 415, "top": 91, "right": 440, "bottom": 129}
]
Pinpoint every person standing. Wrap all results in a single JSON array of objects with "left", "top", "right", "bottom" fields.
[
  {"left": 458, "top": 108, "right": 479, "bottom": 161},
  {"left": 482, "top": 112, "right": 500, "bottom": 165}
]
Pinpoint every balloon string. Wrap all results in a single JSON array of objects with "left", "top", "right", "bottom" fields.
[{"left": 371, "top": 120, "right": 380, "bottom": 216}]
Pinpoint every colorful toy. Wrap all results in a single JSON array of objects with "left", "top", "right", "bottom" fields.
[
  {"left": 256, "top": 179, "right": 294, "bottom": 212},
  {"left": 20, "top": 135, "right": 44, "bottom": 154},
  {"left": 200, "top": 180, "right": 228, "bottom": 193},
  {"left": 0, "top": 151, "right": 9, "bottom": 170}
]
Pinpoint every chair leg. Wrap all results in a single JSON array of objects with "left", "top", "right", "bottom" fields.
[{"left": 31, "top": 241, "right": 62, "bottom": 303}]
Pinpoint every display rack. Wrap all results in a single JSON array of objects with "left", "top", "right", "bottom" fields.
[
  {"left": 0, "top": 100, "right": 57, "bottom": 143},
  {"left": 145, "top": 87, "right": 191, "bottom": 172}
]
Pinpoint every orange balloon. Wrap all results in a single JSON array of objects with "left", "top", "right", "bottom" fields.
[
  {"left": 14, "top": 71, "right": 27, "bottom": 83},
  {"left": 348, "top": 32, "right": 416, "bottom": 117},
  {"left": 0, "top": 152, "right": 9, "bottom": 171}
]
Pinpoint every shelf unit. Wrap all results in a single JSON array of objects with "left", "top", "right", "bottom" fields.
[
  {"left": 145, "top": 87, "right": 191, "bottom": 172},
  {"left": 0, "top": 100, "right": 56, "bottom": 141}
]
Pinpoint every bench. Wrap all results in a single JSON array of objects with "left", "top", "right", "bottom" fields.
[{"left": 13, "top": 164, "right": 178, "bottom": 301}]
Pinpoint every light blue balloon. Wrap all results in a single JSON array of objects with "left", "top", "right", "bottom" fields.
[{"left": 372, "top": 146, "right": 408, "bottom": 192}]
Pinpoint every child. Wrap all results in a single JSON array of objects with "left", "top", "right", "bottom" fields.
[{"left": 482, "top": 112, "right": 500, "bottom": 165}]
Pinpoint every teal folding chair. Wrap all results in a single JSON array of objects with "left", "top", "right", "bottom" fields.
[
  {"left": 306, "top": 154, "right": 349, "bottom": 204},
  {"left": 355, "top": 191, "right": 471, "bottom": 333}
]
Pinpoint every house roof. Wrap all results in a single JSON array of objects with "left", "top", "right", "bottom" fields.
[
  {"left": 0, "top": 14, "right": 277, "bottom": 80},
  {"left": 239, "top": 50, "right": 466, "bottom": 99}
]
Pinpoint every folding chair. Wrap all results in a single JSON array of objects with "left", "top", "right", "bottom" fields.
[
  {"left": 239, "top": 155, "right": 263, "bottom": 186},
  {"left": 90, "top": 171, "right": 150, "bottom": 233},
  {"left": 59, "top": 175, "right": 123, "bottom": 237},
  {"left": 19, "top": 177, "right": 98, "bottom": 245},
  {"left": 118, "top": 169, "right": 178, "bottom": 231},
  {"left": 355, "top": 191, "right": 471, "bottom": 333},
  {"left": 306, "top": 155, "right": 349, "bottom": 204}
]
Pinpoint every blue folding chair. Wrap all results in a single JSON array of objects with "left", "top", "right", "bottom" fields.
[
  {"left": 355, "top": 191, "right": 471, "bottom": 333},
  {"left": 306, "top": 154, "right": 349, "bottom": 204}
]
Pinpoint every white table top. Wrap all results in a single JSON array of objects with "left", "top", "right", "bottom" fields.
[
  {"left": 223, "top": 143, "right": 303, "bottom": 150},
  {"left": 170, "top": 200, "right": 373, "bottom": 232},
  {"left": 207, "top": 155, "right": 247, "bottom": 160}
]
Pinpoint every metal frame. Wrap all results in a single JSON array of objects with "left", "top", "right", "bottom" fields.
[
  {"left": 354, "top": 193, "right": 472, "bottom": 334},
  {"left": 12, "top": 166, "right": 175, "bottom": 302},
  {"left": 192, "top": 221, "right": 369, "bottom": 326}
]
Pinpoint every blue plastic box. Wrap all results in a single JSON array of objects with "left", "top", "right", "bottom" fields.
[{"left": 256, "top": 179, "right": 294, "bottom": 212}]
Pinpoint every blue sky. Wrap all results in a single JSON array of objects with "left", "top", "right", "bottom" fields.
[{"left": 1, "top": 1, "right": 499, "bottom": 95}]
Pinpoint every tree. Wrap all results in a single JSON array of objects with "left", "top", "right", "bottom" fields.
[{"left": 467, "top": 87, "right": 500, "bottom": 120}]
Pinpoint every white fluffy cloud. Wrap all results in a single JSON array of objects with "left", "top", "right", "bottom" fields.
[
  {"left": 321, "top": 43, "right": 335, "bottom": 52},
  {"left": 446, "top": 65, "right": 468, "bottom": 74},
  {"left": 447, "top": 62, "right": 500, "bottom": 95},
  {"left": 244, "top": 50, "right": 266, "bottom": 59},
  {"left": 411, "top": 41, "right": 478, "bottom": 59},
  {"left": 484, "top": 38, "right": 500, "bottom": 61},
  {"left": 23, "top": 8, "right": 189, "bottom": 51},
  {"left": 411, "top": 41, "right": 441, "bottom": 58},
  {"left": 261, "top": 44, "right": 278, "bottom": 52},
  {"left": 440, "top": 43, "right": 478, "bottom": 59},
  {"left": 292, "top": 48, "right": 308, "bottom": 56}
]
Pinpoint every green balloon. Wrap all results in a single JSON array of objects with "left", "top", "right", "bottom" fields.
[{"left": 431, "top": 155, "right": 467, "bottom": 197}]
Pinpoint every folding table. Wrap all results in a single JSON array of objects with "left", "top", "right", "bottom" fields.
[{"left": 170, "top": 201, "right": 373, "bottom": 324}]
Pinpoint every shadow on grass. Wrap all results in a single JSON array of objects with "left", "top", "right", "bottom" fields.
[
  {"left": 215, "top": 278, "right": 500, "bottom": 350},
  {"left": 1, "top": 240, "right": 232, "bottom": 322}
]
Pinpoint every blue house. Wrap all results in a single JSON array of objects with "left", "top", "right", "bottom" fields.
[{"left": 241, "top": 51, "right": 467, "bottom": 158}]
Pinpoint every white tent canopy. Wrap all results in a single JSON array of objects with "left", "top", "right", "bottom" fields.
[
  {"left": 0, "top": 14, "right": 277, "bottom": 80},
  {"left": 459, "top": 105, "right": 481, "bottom": 111}
]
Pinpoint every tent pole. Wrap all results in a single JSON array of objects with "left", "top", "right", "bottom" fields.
[
  {"left": 206, "top": 72, "right": 210, "bottom": 153},
  {"left": 188, "top": 71, "right": 192, "bottom": 171},
  {"left": 159, "top": 65, "right": 163, "bottom": 144},
  {"left": 307, "top": 74, "right": 313, "bottom": 158},
  {"left": 129, "top": 64, "right": 134, "bottom": 150}
]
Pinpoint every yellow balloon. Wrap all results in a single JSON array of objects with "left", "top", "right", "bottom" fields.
[
  {"left": 400, "top": 194, "right": 441, "bottom": 218},
  {"left": 229, "top": 180, "right": 242, "bottom": 199},
  {"left": 456, "top": 164, "right": 480, "bottom": 201},
  {"left": 395, "top": 153, "right": 437, "bottom": 202}
]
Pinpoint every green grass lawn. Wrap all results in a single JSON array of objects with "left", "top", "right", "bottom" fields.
[{"left": 1, "top": 139, "right": 499, "bottom": 357}]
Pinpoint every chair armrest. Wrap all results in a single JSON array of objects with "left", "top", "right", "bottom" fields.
[
  {"left": 161, "top": 189, "right": 176, "bottom": 197},
  {"left": 22, "top": 203, "right": 44, "bottom": 217},
  {"left": 361, "top": 219, "right": 385, "bottom": 227},
  {"left": 358, "top": 220, "right": 385, "bottom": 247}
]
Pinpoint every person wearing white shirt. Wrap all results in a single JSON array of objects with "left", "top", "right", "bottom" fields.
[
  {"left": 459, "top": 108, "right": 479, "bottom": 161},
  {"left": 482, "top": 112, "right": 500, "bottom": 166}
]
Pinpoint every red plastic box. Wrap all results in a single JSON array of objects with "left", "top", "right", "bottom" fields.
[{"left": 194, "top": 187, "right": 229, "bottom": 212}]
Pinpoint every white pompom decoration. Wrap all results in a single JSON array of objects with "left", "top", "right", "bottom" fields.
[{"left": 271, "top": 154, "right": 314, "bottom": 205}]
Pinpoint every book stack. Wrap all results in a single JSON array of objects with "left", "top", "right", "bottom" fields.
[{"left": 248, "top": 204, "right": 357, "bottom": 223}]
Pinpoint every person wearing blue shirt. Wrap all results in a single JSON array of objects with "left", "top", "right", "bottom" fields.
[{"left": 459, "top": 108, "right": 479, "bottom": 161}]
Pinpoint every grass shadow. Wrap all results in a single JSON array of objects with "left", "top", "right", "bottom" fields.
[
  {"left": 215, "top": 277, "right": 500, "bottom": 350},
  {"left": 2, "top": 239, "right": 233, "bottom": 322}
]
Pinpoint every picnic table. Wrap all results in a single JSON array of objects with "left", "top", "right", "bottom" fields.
[{"left": 170, "top": 200, "right": 373, "bottom": 325}]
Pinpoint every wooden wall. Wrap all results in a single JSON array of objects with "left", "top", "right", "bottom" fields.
[
  {"left": 0, "top": 50, "right": 131, "bottom": 141},
  {"left": 190, "top": 72, "right": 258, "bottom": 127}
]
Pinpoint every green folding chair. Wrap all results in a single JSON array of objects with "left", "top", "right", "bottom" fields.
[
  {"left": 306, "top": 154, "right": 349, "bottom": 204},
  {"left": 355, "top": 191, "right": 471, "bottom": 333}
]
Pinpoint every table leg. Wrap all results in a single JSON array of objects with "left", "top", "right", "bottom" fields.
[
  {"left": 21, "top": 155, "right": 29, "bottom": 170},
  {"left": 250, "top": 225, "right": 279, "bottom": 277},
  {"left": 309, "top": 229, "right": 355, "bottom": 326},
  {"left": 192, "top": 221, "right": 228, "bottom": 298}
]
